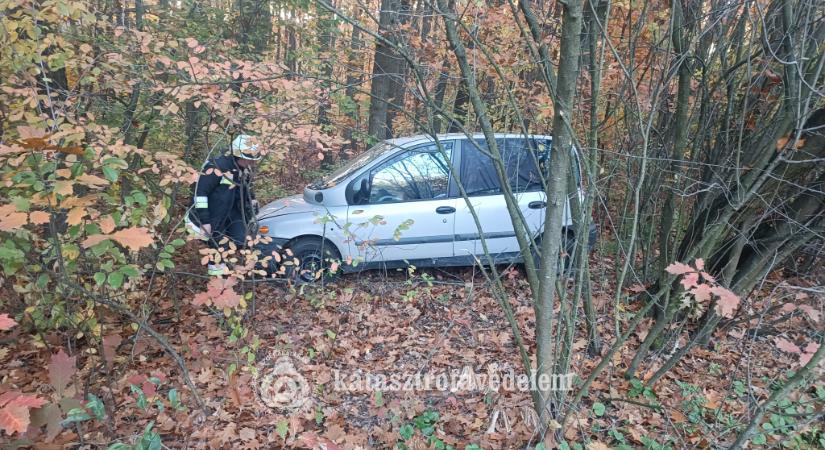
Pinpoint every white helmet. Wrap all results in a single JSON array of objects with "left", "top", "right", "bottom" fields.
[{"left": 231, "top": 134, "right": 262, "bottom": 160}]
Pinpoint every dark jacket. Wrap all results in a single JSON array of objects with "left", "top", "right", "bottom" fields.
[{"left": 189, "top": 155, "right": 256, "bottom": 230}]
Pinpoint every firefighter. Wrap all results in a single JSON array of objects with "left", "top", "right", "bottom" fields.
[{"left": 186, "top": 134, "right": 261, "bottom": 276}]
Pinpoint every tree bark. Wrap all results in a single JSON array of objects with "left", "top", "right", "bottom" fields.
[{"left": 367, "top": 0, "right": 405, "bottom": 141}]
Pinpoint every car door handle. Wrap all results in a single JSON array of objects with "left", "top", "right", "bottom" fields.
[
  {"left": 436, "top": 206, "right": 456, "bottom": 214},
  {"left": 528, "top": 201, "right": 546, "bottom": 209}
]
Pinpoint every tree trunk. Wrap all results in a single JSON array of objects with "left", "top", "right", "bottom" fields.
[{"left": 367, "top": 0, "right": 404, "bottom": 141}]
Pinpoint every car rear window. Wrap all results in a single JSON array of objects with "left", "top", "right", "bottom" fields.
[{"left": 458, "top": 138, "right": 543, "bottom": 195}]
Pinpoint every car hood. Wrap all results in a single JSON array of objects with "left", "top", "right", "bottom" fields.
[{"left": 257, "top": 194, "right": 324, "bottom": 220}]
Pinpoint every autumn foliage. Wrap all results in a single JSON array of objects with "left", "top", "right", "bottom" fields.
[{"left": 0, "top": 0, "right": 823, "bottom": 447}]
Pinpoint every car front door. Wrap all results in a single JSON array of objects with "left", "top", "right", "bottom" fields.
[
  {"left": 345, "top": 142, "right": 456, "bottom": 265},
  {"left": 453, "top": 137, "right": 546, "bottom": 262}
]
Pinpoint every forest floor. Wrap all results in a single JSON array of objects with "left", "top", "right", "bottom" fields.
[{"left": 2, "top": 249, "right": 823, "bottom": 449}]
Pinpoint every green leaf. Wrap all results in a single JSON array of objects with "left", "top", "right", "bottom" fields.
[
  {"left": 108, "top": 271, "right": 124, "bottom": 289},
  {"left": 374, "top": 390, "right": 384, "bottom": 407},
  {"left": 120, "top": 265, "right": 140, "bottom": 278},
  {"left": 12, "top": 197, "right": 30, "bottom": 212},
  {"left": 62, "top": 407, "right": 92, "bottom": 425},
  {"left": 168, "top": 389, "right": 180, "bottom": 407},
  {"left": 94, "top": 272, "right": 106, "bottom": 285},
  {"left": 276, "top": 420, "right": 288, "bottom": 440},
  {"left": 107, "top": 443, "right": 131, "bottom": 450},
  {"left": 399, "top": 424, "right": 414, "bottom": 441},
  {"left": 0, "top": 245, "right": 25, "bottom": 261},
  {"left": 102, "top": 166, "right": 119, "bottom": 182},
  {"left": 752, "top": 434, "right": 767, "bottom": 445},
  {"left": 593, "top": 402, "right": 606, "bottom": 417},
  {"left": 132, "top": 191, "right": 148, "bottom": 205},
  {"left": 86, "top": 394, "right": 106, "bottom": 420}
]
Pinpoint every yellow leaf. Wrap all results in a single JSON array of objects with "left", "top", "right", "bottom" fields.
[
  {"left": 62, "top": 195, "right": 96, "bottom": 208},
  {"left": 82, "top": 234, "right": 109, "bottom": 248},
  {"left": 66, "top": 207, "right": 86, "bottom": 226},
  {"left": 76, "top": 174, "right": 108, "bottom": 188},
  {"left": 28, "top": 211, "right": 50, "bottom": 225},
  {"left": 100, "top": 215, "right": 116, "bottom": 234},
  {"left": 0, "top": 212, "right": 28, "bottom": 231},
  {"left": 54, "top": 180, "right": 73, "bottom": 196},
  {"left": 110, "top": 227, "right": 154, "bottom": 251}
]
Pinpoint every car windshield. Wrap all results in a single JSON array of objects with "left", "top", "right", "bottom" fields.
[{"left": 309, "top": 142, "right": 392, "bottom": 190}]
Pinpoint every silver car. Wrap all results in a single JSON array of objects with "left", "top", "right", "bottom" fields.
[{"left": 256, "top": 133, "right": 596, "bottom": 281}]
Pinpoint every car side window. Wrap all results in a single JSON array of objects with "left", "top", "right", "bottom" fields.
[
  {"left": 360, "top": 144, "right": 452, "bottom": 205},
  {"left": 459, "top": 138, "right": 543, "bottom": 195}
]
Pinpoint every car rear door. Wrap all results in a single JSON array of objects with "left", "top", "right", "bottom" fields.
[
  {"left": 453, "top": 137, "right": 546, "bottom": 262},
  {"left": 345, "top": 141, "right": 457, "bottom": 265}
]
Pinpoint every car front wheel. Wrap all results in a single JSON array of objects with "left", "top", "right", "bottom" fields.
[{"left": 285, "top": 238, "right": 341, "bottom": 283}]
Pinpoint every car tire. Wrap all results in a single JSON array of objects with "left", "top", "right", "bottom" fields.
[
  {"left": 285, "top": 238, "right": 341, "bottom": 284},
  {"left": 528, "top": 231, "right": 577, "bottom": 274}
]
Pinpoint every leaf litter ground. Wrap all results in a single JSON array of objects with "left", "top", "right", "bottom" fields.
[{"left": 1, "top": 255, "right": 822, "bottom": 449}]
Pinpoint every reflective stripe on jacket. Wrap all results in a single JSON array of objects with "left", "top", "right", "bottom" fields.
[{"left": 188, "top": 155, "right": 255, "bottom": 229}]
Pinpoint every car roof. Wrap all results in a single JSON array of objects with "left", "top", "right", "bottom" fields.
[{"left": 384, "top": 133, "right": 554, "bottom": 148}]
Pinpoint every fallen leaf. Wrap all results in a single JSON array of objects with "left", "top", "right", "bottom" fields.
[
  {"left": 239, "top": 427, "right": 256, "bottom": 441},
  {"left": 800, "top": 342, "right": 820, "bottom": 365},
  {"left": 774, "top": 337, "right": 801, "bottom": 354},
  {"left": 797, "top": 305, "right": 820, "bottom": 323},
  {"left": 30, "top": 402, "right": 63, "bottom": 441},
  {"left": 587, "top": 440, "right": 612, "bottom": 450},
  {"left": 0, "top": 393, "right": 47, "bottom": 435},
  {"left": 0, "top": 403, "right": 30, "bottom": 435},
  {"left": 0, "top": 314, "right": 17, "bottom": 331},
  {"left": 103, "top": 334, "right": 122, "bottom": 364},
  {"left": 49, "top": 349, "right": 77, "bottom": 396}
]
